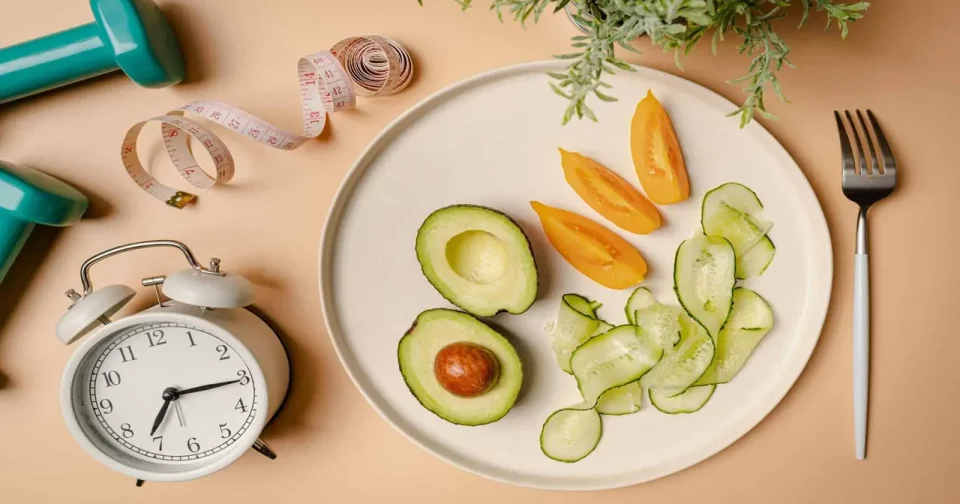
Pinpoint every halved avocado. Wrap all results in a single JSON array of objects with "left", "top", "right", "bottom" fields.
[
  {"left": 416, "top": 205, "right": 538, "bottom": 317},
  {"left": 398, "top": 309, "right": 523, "bottom": 426}
]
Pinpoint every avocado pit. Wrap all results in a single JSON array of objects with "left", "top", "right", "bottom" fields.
[{"left": 434, "top": 342, "right": 500, "bottom": 397}]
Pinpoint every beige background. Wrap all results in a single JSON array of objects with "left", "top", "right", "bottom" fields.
[{"left": 0, "top": 0, "right": 957, "bottom": 502}]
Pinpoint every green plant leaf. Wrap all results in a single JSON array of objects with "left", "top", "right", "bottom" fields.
[
  {"left": 594, "top": 90, "right": 618, "bottom": 102},
  {"left": 433, "top": 0, "right": 867, "bottom": 127}
]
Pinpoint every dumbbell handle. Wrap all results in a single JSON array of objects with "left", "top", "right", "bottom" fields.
[{"left": 0, "top": 23, "right": 119, "bottom": 104}]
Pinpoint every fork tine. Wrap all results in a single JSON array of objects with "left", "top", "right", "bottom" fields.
[
  {"left": 835, "top": 111, "right": 856, "bottom": 175},
  {"left": 855, "top": 111, "right": 880, "bottom": 175},
  {"left": 846, "top": 111, "right": 869, "bottom": 175},
  {"left": 866, "top": 110, "right": 897, "bottom": 174}
]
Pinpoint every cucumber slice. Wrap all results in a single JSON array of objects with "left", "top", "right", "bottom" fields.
[
  {"left": 701, "top": 183, "right": 774, "bottom": 280},
  {"left": 633, "top": 304, "right": 683, "bottom": 350},
  {"left": 737, "top": 236, "right": 776, "bottom": 279},
  {"left": 596, "top": 381, "right": 644, "bottom": 415},
  {"left": 552, "top": 294, "right": 605, "bottom": 373},
  {"left": 640, "top": 311, "right": 714, "bottom": 396},
  {"left": 571, "top": 325, "right": 664, "bottom": 405},
  {"left": 696, "top": 288, "right": 774, "bottom": 385},
  {"left": 650, "top": 385, "right": 716, "bottom": 414},
  {"left": 624, "top": 287, "right": 657, "bottom": 325},
  {"left": 674, "top": 232, "right": 736, "bottom": 339},
  {"left": 702, "top": 182, "right": 765, "bottom": 218},
  {"left": 590, "top": 320, "right": 614, "bottom": 337},
  {"left": 564, "top": 294, "right": 601, "bottom": 318},
  {"left": 540, "top": 406, "right": 602, "bottom": 462}
]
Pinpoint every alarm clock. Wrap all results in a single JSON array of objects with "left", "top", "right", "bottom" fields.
[{"left": 56, "top": 240, "right": 290, "bottom": 484}]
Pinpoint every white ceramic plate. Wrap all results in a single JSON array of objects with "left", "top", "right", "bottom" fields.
[{"left": 319, "top": 61, "right": 832, "bottom": 490}]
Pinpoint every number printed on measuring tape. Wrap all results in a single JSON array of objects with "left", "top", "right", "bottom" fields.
[{"left": 120, "top": 36, "right": 413, "bottom": 208}]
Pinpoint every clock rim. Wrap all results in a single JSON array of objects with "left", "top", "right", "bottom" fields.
[{"left": 60, "top": 310, "right": 270, "bottom": 482}]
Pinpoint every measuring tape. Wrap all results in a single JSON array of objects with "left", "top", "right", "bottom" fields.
[{"left": 120, "top": 36, "right": 413, "bottom": 208}]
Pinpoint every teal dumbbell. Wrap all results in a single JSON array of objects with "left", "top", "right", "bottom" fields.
[
  {"left": 0, "top": 0, "right": 185, "bottom": 104},
  {"left": 0, "top": 160, "right": 88, "bottom": 284}
]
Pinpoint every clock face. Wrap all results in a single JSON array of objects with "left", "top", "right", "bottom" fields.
[{"left": 77, "top": 322, "right": 259, "bottom": 464}]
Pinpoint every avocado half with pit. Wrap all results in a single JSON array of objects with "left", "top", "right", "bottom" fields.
[
  {"left": 399, "top": 309, "right": 523, "bottom": 426},
  {"left": 416, "top": 205, "right": 538, "bottom": 317}
]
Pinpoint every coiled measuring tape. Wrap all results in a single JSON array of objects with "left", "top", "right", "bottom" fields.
[{"left": 120, "top": 36, "right": 413, "bottom": 208}]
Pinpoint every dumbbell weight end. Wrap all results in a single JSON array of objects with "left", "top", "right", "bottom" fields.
[{"left": 0, "top": 161, "right": 88, "bottom": 285}]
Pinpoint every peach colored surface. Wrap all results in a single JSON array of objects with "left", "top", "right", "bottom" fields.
[{"left": 0, "top": 1, "right": 957, "bottom": 502}]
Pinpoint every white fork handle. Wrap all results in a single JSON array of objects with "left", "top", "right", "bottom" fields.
[{"left": 853, "top": 253, "right": 869, "bottom": 460}]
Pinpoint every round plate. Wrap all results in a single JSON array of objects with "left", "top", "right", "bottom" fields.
[{"left": 319, "top": 61, "right": 832, "bottom": 490}]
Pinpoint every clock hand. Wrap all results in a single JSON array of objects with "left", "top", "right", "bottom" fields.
[
  {"left": 174, "top": 400, "right": 185, "bottom": 427},
  {"left": 149, "top": 389, "right": 177, "bottom": 436},
  {"left": 175, "top": 378, "right": 242, "bottom": 396},
  {"left": 148, "top": 379, "right": 239, "bottom": 436}
]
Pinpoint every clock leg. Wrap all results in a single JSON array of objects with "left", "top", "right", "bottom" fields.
[{"left": 252, "top": 438, "right": 277, "bottom": 460}]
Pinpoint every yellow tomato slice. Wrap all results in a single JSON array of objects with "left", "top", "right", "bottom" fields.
[
  {"left": 630, "top": 90, "right": 690, "bottom": 205},
  {"left": 560, "top": 148, "right": 661, "bottom": 234},
  {"left": 530, "top": 201, "right": 647, "bottom": 290}
]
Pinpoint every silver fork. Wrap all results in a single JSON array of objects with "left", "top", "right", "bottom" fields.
[{"left": 836, "top": 110, "right": 897, "bottom": 460}]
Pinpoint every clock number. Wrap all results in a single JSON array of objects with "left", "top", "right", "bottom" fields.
[
  {"left": 99, "top": 399, "right": 113, "bottom": 414},
  {"left": 119, "top": 345, "right": 137, "bottom": 362},
  {"left": 187, "top": 437, "right": 200, "bottom": 453},
  {"left": 235, "top": 398, "right": 248, "bottom": 413},
  {"left": 237, "top": 370, "right": 250, "bottom": 385},
  {"left": 147, "top": 330, "right": 166, "bottom": 347},
  {"left": 187, "top": 331, "right": 197, "bottom": 347},
  {"left": 101, "top": 370, "right": 121, "bottom": 387},
  {"left": 120, "top": 423, "right": 134, "bottom": 438},
  {"left": 219, "top": 423, "right": 232, "bottom": 439},
  {"left": 216, "top": 344, "right": 230, "bottom": 361},
  {"left": 153, "top": 436, "right": 163, "bottom": 451}
]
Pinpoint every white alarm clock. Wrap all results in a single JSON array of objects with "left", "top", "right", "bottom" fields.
[{"left": 56, "top": 240, "right": 290, "bottom": 485}]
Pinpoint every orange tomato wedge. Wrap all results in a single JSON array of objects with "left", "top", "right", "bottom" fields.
[
  {"left": 630, "top": 90, "right": 690, "bottom": 205},
  {"left": 530, "top": 201, "right": 647, "bottom": 290},
  {"left": 559, "top": 148, "right": 661, "bottom": 234}
]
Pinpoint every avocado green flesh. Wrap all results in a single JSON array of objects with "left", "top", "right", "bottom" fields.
[
  {"left": 416, "top": 205, "right": 538, "bottom": 317},
  {"left": 398, "top": 309, "right": 523, "bottom": 426}
]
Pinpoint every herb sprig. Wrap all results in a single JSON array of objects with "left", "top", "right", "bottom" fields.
[{"left": 418, "top": 0, "right": 868, "bottom": 126}]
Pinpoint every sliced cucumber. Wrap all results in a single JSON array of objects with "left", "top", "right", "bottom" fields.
[
  {"left": 564, "top": 294, "right": 600, "bottom": 318},
  {"left": 674, "top": 232, "right": 736, "bottom": 339},
  {"left": 540, "top": 406, "right": 602, "bottom": 462},
  {"left": 624, "top": 287, "right": 657, "bottom": 325},
  {"left": 737, "top": 236, "right": 776, "bottom": 279},
  {"left": 552, "top": 294, "right": 605, "bottom": 373},
  {"left": 553, "top": 322, "right": 614, "bottom": 374},
  {"left": 701, "top": 183, "right": 775, "bottom": 280},
  {"left": 696, "top": 288, "right": 774, "bottom": 385},
  {"left": 571, "top": 325, "right": 663, "bottom": 405},
  {"left": 640, "top": 311, "right": 714, "bottom": 396},
  {"left": 650, "top": 385, "right": 716, "bottom": 414},
  {"left": 596, "top": 381, "right": 644, "bottom": 415},
  {"left": 591, "top": 320, "right": 614, "bottom": 336},
  {"left": 702, "top": 182, "right": 765, "bottom": 218},
  {"left": 633, "top": 303, "right": 683, "bottom": 350}
]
